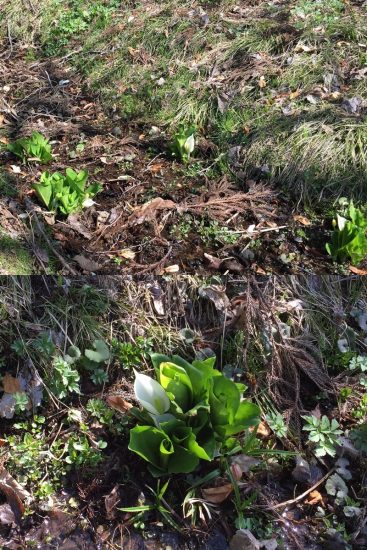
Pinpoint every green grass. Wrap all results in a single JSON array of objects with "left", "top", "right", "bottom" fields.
[
  {"left": 2, "top": 0, "right": 367, "bottom": 204},
  {"left": 0, "top": 232, "right": 34, "bottom": 274}
]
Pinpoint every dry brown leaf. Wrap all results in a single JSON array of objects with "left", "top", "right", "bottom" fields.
[
  {"left": 253, "top": 265, "right": 267, "bottom": 275},
  {"left": 349, "top": 266, "right": 367, "bottom": 275},
  {"left": 163, "top": 264, "right": 179, "bottom": 273},
  {"left": 106, "top": 395, "right": 133, "bottom": 413},
  {"left": 293, "top": 214, "right": 311, "bottom": 226},
  {"left": 118, "top": 249, "right": 136, "bottom": 260},
  {"left": 202, "top": 483, "right": 233, "bottom": 504},
  {"left": 257, "top": 421, "right": 271, "bottom": 437},
  {"left": 1, "top": 374, "right": 21, "bottom": 394},
  {"left": 294, "top": 43, "right": 315, "bottom": 53},
  {"left": 231, "top": 464, "right": 243, "bottom": 481},
  {"left": 305, "top": 490, "right": 324, "bottom": 506},
  {"left": 258, "top": 76, "right": 267, "bottom": 88},
  {"left": 128, "top": 197, "right": 176, "bottom": 226},
  {"left": 0, "top": 468, "right": 31, "bottom": 525},
  {"left": 73, "top": 255, "right": 101, "bottom": 272},
  {"left": 148, "top": 162, "right": 165, "bottom": 173},
  {"left": 203, "top": 253, "right": 222, "bottom": 270},
  {"left": 289, "top": 90, "right": 301, "bottom": 100},
  {"left": 0, "top": 482, "right": 24, "bottom": 524}
]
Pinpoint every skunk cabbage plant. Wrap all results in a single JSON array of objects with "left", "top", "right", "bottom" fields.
[{"left": 129, "top": 354, "right": 260, "bottom": 476}]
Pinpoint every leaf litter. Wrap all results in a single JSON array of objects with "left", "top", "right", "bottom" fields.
[{"left": 0, "top": 45, "right": 340, "bottom": 275}]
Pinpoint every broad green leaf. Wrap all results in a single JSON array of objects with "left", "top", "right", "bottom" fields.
[
  {"left": 85, "top": 340, "right": 110, "bottom": 363},
  {"left": 167, "top": 445, "right": 199, "bottom": 474},
  {"left": 211, "top": 375, "right": 240, "bottom": 425},
  {"left": 129, "top": 425, "right": 168, "bottom": 472},
  {"left": 159, "top": 362, "right": 193, "bottom": 412}
]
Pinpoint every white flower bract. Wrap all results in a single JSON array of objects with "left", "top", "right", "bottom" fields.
[{"left": 134, "top": 370, "right": 170, "bottom": 415}]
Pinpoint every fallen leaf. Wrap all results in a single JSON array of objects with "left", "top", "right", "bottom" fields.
[
  {"left": 349, "top": 266, "right": 367, "bottom": 275},
  {"left": 253, "top": 265, "right": 267, "bottom": 275},
  {"left": 292, "top": 456, "right": 311, "bottom": 483},
  {"left": 73, "top": 255, "right": 101, "bottom": 272},
  {"left": 293, "top": 214, "right": 311, "bottom": 226},
  {"left": 257, "top": 421, "right": 271, "bottom": 437},
  {"left": 148, "top": 162, "right": 165, "bottom": 173},
  {"left": 202, "top": 483, "right": 233, "bottom": 504},
  {"left": 0, "top": 468, "right": 30, "bottom": 524},
  {"left": 148, "top": 281, "right": 165, "bottom": 315},
  {"left": 230, "top": 529, "right": 261, "bottom": 550},
  {"left": 231, "top": 454, "right": 260, "bottom": 475},
  {"left": 230, "top": 463, "right": 243, "bottom": 481},
  {"left": 294, "top": 43, "right": 315, "bottom": 53},
  {"left": 0, "top": 394, "right": 17, "bottom": 418},
  {"left": 106, "top": 395, "right": 133, "bottom": 413},
  {"left": 203, "top": 253, "right": 222, "bottom": 270},
  {"left": 342, "top": 96, "right": 363, "bottom": 114},
  {"left": 67, "top": 214, "right": 93, "bottom": 240},
  {"left": 258, "top": 76, "right": 267, "bottom": 88},
  {"left": 163, "top": 264, "right": 179, "bottom": 273},
  {"left": 127, "top": 197, "right": 176, "bottom": 226},
  {"left": 289, "top": 90, "right": 301, "bottom": 99},
  {"left": 117, "top": 249, "right": 136, "bottom": 260},
  {"left": 1, "top": 373, "right": 21, "bottom": 394},
  {"left": 10, "top": 165, "right": 22, "bottom": 174},
  {"left": 306, "top": 94, "right": 318, "bottom": 104},
  {"left": 198, "top": 285, "right": 231, "bottom": 312},
  {"left": 305, "top": 490, "right": 324, "bottom": 506},
  {"left": 36, "top": 508, "right": 76, "bottom": 539}
]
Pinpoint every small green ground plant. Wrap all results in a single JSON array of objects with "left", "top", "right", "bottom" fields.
[
  {"left": 48, "top": 339, "right": 110, "bottom": 398},
  {"left": 33, "top": 168, "right": 102, "bottom": 215},
  {"left": 170, "top": 127, "right": 196, "bottom": 163},
  {"left": 7, "top": 132, "right": 53, "bottom": 164},
  {"left": 326, "top": 201, "right": 367, "bottom": 265},
  {"left": 303, "top": 414, "right": 342, "bottom": 457},
  {"left": 129, "top": 354, "right": 260, "bottom": 476}
]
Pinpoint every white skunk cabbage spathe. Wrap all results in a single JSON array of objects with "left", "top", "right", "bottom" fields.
[
  {"left": 134, "top": 370, "right": 170, "bottom": 415},
  {"left": 82, "top": 198, "right": 96, "bottom": 208},
  {"left": 184, "top": 134, "right": 195, "bottom": 155}
]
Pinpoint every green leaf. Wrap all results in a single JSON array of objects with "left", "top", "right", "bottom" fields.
[
  {"left": 85, "top": 340, "right": 110, "bottom": 363},
  {"left": 8, "top": 132, "right": 53, "bottom": 164},
  {"left": 159, "top": 361, "right": 193, "bottom": 412},
  {"left": 129, "top": 425, "right": 168, "bottom": 472},
  {"left": 210, "top": 375, "right": 240, "bottom": 425}
]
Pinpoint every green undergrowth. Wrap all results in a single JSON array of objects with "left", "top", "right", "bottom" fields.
[
  {"left": 0, "top": 277, "right": 366, "bottom": 546},
  {"left": 2, "top": 0, "right": 366, "bottom": 204},
  {"left": 0, "top": 233, "right": 34, "bottom": 275}
]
